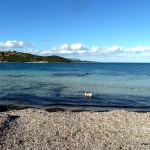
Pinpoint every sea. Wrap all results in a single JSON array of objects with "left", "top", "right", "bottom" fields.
[{"left": 0, "top": 62, "right": 150, "bottom": 111}]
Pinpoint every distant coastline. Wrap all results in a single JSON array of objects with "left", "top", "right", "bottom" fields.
[
  {"left": 0, "top": 51, "right": 73, "bottom": 63},
  {"left": 0, "top": 51, "right": 95, "bottom": 63}
]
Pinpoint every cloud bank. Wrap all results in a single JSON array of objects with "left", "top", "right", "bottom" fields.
[
  {"left": 39, "top": 43, "right": 88, "bottom": 55},
  {"left": 38, "top": 43, "right": 150, "bottom": 58},
  {"left": 1, "top": 41, "right": 150, "bottom": 60}
]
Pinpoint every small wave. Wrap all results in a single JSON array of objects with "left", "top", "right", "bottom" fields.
[
  {"left": 52, "top": 73, "right": 90, "bottom": 77},
  {"left": 4, "top": 75, "right": 27, "bottom": 78}
]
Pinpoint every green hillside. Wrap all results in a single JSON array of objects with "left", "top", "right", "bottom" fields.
[{"left": 0, "top": 51, "right": 74, "bottom": 62}]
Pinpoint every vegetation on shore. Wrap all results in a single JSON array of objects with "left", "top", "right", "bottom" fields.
[{"left": 0, "top": 51, "right": 74, "bottom": 62}]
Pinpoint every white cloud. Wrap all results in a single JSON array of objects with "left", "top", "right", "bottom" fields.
[
  {"left": 60, "top": 44, "right": 70, "bottom": 50},
  {"left": 37, "top": 43, "right": 150, "bottom": 59},
  {"left": 107, "top": 45, "right": 123, "bottom": 52},
  {"left": 70, "top": 43, "right": 88, "bottom": 50},
  {"left": 77, "top": 50, "right": 87, "bottom": 54},
  {"left": 125, "top": 46, "right": 150, "bottom": 52},
  {"left": 0, "top": 40, "right": 35, "bottom": 51},
  {"left": 5, "top": 40, "right": 24, "bottom": 48},
  {"left": 45, "top": 43, "right": 88, "bottom": 55},
  {"left": 60, "top": 50, "right": 74, "bottom": 54},
  {"left": 55, "top": 43, "right": 88, "bottom": 52},
  {"left": 90, "top": 46, "right": 100, "bottom": 53}
]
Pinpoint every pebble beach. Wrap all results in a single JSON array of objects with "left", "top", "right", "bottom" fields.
[{"left": 0, "top": 108, "right": 150, "bottom": 150}]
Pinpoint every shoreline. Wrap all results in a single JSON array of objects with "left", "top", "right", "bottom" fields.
[
  {"left": 0, "top": 107, "right": 150, "bottom": 149},
  {"left": 0, "top": 104, "right": 150, "bottom": 113}
]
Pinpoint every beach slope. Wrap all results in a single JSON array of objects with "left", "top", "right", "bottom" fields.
[{"left": 0, "top": 108, "right": 150, "bottom": 149}]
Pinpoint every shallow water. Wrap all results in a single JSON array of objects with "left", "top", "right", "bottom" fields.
[{"left": 0, "top": 63, "right": 150, "bottom": 111}]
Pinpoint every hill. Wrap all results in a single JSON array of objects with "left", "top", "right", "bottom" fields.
[{"left": 0, "top": 51, "right": 74, "bottom": 63}]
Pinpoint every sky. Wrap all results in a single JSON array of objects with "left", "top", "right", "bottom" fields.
[{"left": 0, "top": 0, "right": 150, "bottom": 62}]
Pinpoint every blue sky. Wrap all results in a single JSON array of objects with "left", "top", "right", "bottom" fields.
[{"left": 0, "top": 0, "right": 150, "bottom": 62}]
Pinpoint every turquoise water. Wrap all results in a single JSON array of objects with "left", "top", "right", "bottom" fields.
[{"left": 0, "top": 63, "right": 150, "bottom": 111}]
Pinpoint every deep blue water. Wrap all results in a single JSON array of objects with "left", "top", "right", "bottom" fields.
[{"left": 0, "top": 63, "right": 150, "bottom": 111}]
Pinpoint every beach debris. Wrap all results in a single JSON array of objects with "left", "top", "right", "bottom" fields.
[{"left": 84, "top": 92, "right": 93, "bottom": 97}]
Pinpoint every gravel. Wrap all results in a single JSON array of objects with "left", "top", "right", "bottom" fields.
[{"left": 0, "top": 108, "right": 150, "bottom": 150}]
